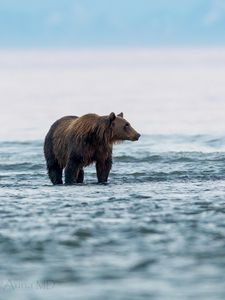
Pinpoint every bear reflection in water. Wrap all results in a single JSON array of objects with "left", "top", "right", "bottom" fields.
[{"left": 44, "top": 112, "right": 141, "bottom": 185}]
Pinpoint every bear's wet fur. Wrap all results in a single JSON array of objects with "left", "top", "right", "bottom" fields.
[{"left": 44, "top": 112, "right": 140, "bottom": 185}]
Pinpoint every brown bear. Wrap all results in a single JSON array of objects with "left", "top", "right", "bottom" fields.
[{"left": 44, "top": 112, "right": 140, "bottom": 185}]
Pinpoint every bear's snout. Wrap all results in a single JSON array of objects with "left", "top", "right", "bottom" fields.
[{"left": 132, "top": 133, "right": 141, "bottom": 141}]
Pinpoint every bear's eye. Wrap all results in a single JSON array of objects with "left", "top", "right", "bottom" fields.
[{"left": 124, "top": 123, "right": 130, "bottom": 129}]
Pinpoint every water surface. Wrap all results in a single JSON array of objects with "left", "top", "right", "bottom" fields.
[{"left": 1, "top": 135, "right": 225, "bottom": 300}]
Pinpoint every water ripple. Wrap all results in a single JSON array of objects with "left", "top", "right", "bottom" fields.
[{"left": 1, "top": 136, "right": 225, "bottom": 300}]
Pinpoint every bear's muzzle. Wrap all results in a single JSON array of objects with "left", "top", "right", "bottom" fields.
[{"left": 132, "top": 133, "right": 141, "bottom": 141}]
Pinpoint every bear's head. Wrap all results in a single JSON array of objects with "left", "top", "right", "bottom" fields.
[{"left": 108, "top": 112, "right": 141, "bottom": 142}]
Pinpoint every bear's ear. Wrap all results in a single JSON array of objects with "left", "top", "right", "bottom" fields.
[
  {"left": 109, "top": 112, "right": 116, "bottom": 124},
  {"left": 117, "top": 112, "right": 123, "bottom": 118}
]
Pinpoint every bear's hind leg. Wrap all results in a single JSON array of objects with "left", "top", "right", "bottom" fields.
[{"left": 47, "top": 162, "right": 63, "bottom": 185}]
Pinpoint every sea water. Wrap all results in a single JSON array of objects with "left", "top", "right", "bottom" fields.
[{"left": 0, "top": 49, "right": 225, "bottom": 300}]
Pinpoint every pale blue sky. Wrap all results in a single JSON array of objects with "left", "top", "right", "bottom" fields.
[{"left": 0, "top": 0, "right": 225, "bottom": 47}]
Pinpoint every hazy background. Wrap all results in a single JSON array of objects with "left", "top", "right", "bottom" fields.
[{"left": 0, "top": 0, "right": 225, "bottom": 140}]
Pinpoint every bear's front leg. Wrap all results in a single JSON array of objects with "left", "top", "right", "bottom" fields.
[
  {"left": 65, "top": 154, "right": 83, "bottom": 185},
  {"left": 96, "top": 156, "right": 112, "bottom": 183},
  {"left": 77, "top": 169, "right": 84, "bottom": 183}
]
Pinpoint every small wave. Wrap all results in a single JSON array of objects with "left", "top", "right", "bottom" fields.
[
  {"left": 0, "top": 163, "right": 44, "bottom": 171},
  {"left": 114, "top": 155, "right": 162, "bottom": 163},
  {"left": 114, "top": 152, "right": 225, "bottom": 164},
  {"left": 129, "top": 258, "right": 157, "bottom": 271},
  {"left": 0, "top": 140, "right": 43, "bottom": 147},
  {"left": 110, "top": 170, "right": 225, "bottom": 183}
]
